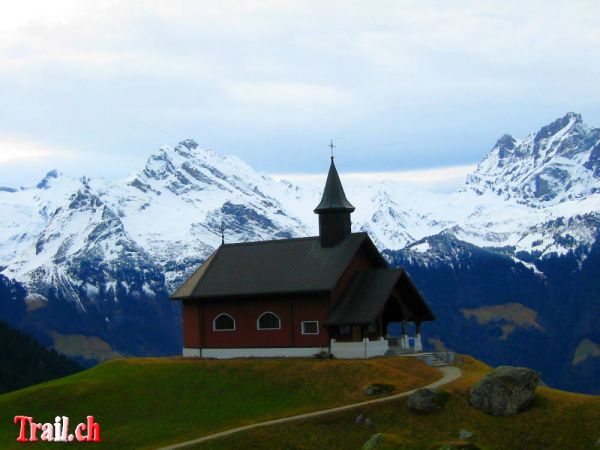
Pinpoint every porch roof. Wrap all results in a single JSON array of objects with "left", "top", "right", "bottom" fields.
[{"left": 325, "top": 269, "right": 435, "bottom": 326}]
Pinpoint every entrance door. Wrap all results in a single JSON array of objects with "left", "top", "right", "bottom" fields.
[{"left": 352, "top": 325, "right": 362, "bottom": 342}]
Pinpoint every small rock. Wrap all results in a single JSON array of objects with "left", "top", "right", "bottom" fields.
[
  {"left": 361, "top": 433, "right": 382, "bottom": 450},
  {"left": 458, "top": 429, "right": 474, "bottom": 440},
  {"left": 363, "top": 385, "right": 377, "bottom": 396},
  {"left": 362, "top": 383, "right": 395, "bottom": 396},
  {"left": 407, "top": 388, "right": 447, "bottom": 413},
  {"left": 469, "top": 366, "right": 539, "bottom": 416},
  {"left": 355, "top": 413, "right": 364, "bottom": 425},
  {"left": 364, "top": 417, "right": 373, "bottom": 428}
]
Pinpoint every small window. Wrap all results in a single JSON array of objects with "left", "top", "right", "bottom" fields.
[
  {"left": 213, "top": 313, "right": 235, "bottom": 331},
  {"left": 301, "top": 321, "right": 319, "bottom": 335},
  {"left": 257, "top": 312, "right": 281, "bottom": 330},
  {"left": 339, "top": 325, "right": 351, "bottom": 336}
]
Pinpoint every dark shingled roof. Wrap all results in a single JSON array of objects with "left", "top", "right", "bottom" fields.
[
  {"left": 171, "top": 232, "right": 385, "bottom": 300},
  {"left": 314, "top": 158, "right": 355, "bottom": 212},
  {"left": 326, "top": 269, "right": 435, "bottom": 325}
]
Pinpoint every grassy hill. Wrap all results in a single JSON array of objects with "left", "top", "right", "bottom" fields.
[
  {"left": 195, "top": 356, "right": 600, "bottom": 450},
  {"left": 1, "top": 355, "right": 597, "bottom": 449},
  {"left": 0, "top": 356, "right": 439, "bottom": 449}
]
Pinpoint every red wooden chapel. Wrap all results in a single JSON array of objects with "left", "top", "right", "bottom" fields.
[{"left": 171, "top": 156, "right": 434, "bottom": 358}]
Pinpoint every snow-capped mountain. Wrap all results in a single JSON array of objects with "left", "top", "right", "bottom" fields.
[
  {"left": 2, "top": 113, "right": 599, "bottom": 299},
  {"left": 355, "top": 112, "right": 600, "bottom": 260},
  {"left": 465, "top": 112, "right": 600, "bottom": 205},
  {"left": 1, "top": 139, "right": 309, "bottom": 299},
  {"left": 0, "top": 112, "right": 598, "bottom": 393}
]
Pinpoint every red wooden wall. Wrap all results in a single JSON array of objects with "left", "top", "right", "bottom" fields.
[{"left": 183, "top": 295, "right": 329, "bottom": 348}]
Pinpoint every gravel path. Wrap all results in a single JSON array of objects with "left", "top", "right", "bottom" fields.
[{"left": 156, "top": 365, "right": 462, "bottom": 450}]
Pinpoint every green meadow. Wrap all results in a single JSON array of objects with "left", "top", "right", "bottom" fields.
[
  {"left": 195, "top": 356, "right": 600, "bottom": 450},
  {"left": 0, "top": 356, "right": 438, "bottom": 449}
]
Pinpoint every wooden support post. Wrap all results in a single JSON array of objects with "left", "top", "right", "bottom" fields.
[{"left": 414, "top": 321, "right": 423, "bottom": 352}]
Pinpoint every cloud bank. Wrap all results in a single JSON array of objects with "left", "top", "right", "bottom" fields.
[{"left": 1, "top": 1, "right": 599, "bottom": 185}]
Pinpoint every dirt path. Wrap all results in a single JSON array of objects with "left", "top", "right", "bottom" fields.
[{"left": 156, "top": 365, "right": 461, "bottom": 450}]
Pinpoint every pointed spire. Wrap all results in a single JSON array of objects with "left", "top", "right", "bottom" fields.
[{"left": 314, "top": 158, "right": 355, "bottom": 213}]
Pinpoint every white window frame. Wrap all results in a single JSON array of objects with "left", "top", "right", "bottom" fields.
[
  {"left": 257, "top": 311, "right": 281, "bottom": 330},
  {"left": 301, "top": 321, "right": 319, "bottom": 335},
  {"left": 213, "top": 313, "right": 236, "bottom": 331}
]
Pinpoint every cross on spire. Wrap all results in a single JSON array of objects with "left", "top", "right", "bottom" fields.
[
  {"left": 220, "top": 220, "right": 225, "bottom": 245},
  {"left": 328, "top": 140, "right": 335, "bottom": 159}
]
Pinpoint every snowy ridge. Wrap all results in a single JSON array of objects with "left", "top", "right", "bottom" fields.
[
  {"left": 0, "top": 139, "right": 309, "bottom": 300},
  {"left": 1, "top": 114, "right": 600, "bottom": 304},
  {"left": 465, "top": 112, "right": 600, "bottom": 205}
]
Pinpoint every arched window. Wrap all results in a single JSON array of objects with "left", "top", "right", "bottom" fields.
[
  {"left": 257, "top": 312, "right": 281, "bottom": 330},
  {"left": 213, "top": 313, "right": 235, "bottom": 331}
]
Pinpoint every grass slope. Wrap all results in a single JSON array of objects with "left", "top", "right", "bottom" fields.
[
  {"left": 0, "top": 356, "right": 439, "bottom": 449},
  {"left": 194, "top": 356, "right": 600, "bottom": 450}
]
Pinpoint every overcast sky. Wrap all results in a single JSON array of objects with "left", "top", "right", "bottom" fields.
[{"left": 1, "top": 0, "right": 599, "bottom": 190}]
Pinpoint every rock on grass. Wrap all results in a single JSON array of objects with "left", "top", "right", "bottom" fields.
[
  {"left": 469, "top": 366, "right": 539, "bottom": 416},
  {"left": 407, "top": 388, "right": 449, "bottom": 413},
  {"left": 362, "top": 383, "right": 395, "bottom": 396},
  {"left": 361, "top": 433, "right": 382, "bottom": 450}
]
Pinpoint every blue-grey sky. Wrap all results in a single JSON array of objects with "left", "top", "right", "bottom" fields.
[{"left": 1, "top": 0, "right": 599, "bottom": 188}]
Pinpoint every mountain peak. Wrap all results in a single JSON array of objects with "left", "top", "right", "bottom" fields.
[
  {"left": 466, "top": 113, "right": 600, "bottom": 205},
  {"left": 178, "top": 138, "right": 199, "bottom": 150},
  {"left": 564, "top": 111, "right": 582, "bottom": 122},
  {"left": 534, "top": 112, "right": 583, "bottom": 142},
  {"left": 494, "top": 134, "right": 517, "bottom": 158},
  {"left": 134, "top": 139, "right": 262, "bottom": 198},
  {"left": 153, "top": 139, "right": 217, "bottom": 163},
  {"left": 36, "top": 169, "right": 60, "bottom": 190}
]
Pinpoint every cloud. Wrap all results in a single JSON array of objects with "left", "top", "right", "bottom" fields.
[
  {"left": 272, "top": 163, "right": 477, "bottom": 193},
  {"left": 228, "top": 81, "right": 354, "bottom": 109},
  {"left": 0, "top": 1, "right": 599, "bottom": 183},
  {"left": 0, "top": 135, "right": 150, "bottom": 187},
  {"left": 0, "top": 136, "right": 74, "bottom": 164}
]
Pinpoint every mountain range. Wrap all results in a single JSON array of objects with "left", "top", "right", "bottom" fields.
[{"left": 0, "top": 112, "right": 598, "bottom": 393}]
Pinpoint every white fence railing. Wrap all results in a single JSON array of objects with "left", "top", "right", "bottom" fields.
[{"left": 330, "top": 337, "right": 389, "bottom": 359}]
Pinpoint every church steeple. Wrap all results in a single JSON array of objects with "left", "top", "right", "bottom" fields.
[{"left": 314, "top": 154, "right": 355, "bottom": 248}]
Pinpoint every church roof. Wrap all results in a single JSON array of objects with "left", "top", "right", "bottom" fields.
[
  {"left": 326, "top": 269, "right": 435, "bottom": 325},
  {"left": 314, "top": 158, "right": 355, "bottom": 213},
  {"left": 171, "top": 232, "right": 386, "bottom": 300}
]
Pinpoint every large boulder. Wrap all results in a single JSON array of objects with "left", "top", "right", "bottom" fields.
[
  {"left": 407, "top": 388, "right": 447, "bottom": 413},
  {"left": 469, "top": 366, "right": 539, "bottom": 416}
]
